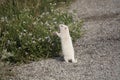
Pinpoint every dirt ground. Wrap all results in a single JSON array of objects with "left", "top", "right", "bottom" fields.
[{"left": 7, "top": 0, "right": 120, "bottom": 80}]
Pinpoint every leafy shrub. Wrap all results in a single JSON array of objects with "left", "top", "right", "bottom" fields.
[{"left": 0, "top": 0, "right": 82, "bottom": 63}]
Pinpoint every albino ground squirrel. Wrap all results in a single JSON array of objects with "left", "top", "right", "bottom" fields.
[{"left": 56, "top": 24, "right": 77, "bottom": 63}]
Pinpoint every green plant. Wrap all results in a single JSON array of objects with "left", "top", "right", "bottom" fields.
[{"left": 0, "top": 0, "right": 82, "bottom": 63}]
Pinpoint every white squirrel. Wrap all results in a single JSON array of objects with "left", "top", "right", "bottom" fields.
[{"left": 56, "top": 24, "right": 77, "bottom": 63}]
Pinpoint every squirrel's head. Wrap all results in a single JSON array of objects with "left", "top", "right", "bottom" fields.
[{"left": 59, "top": 24, "right": 69, "bottom": 33}]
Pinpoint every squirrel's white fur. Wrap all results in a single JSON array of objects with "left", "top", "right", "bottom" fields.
[{"left": 56, "top": 24, "right": 77, "bottom": 63}]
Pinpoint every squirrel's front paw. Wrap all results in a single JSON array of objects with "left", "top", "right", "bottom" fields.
[
  {"left": 55, "top": 32, "right": 61, "bottom": 37},
  {"left": 53, "top": 32, "right": 58, "bottom": 35}
]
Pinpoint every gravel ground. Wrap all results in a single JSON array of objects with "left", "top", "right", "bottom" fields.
[{"left": 10, "top": 0, "right": 120, "bottom": 80}]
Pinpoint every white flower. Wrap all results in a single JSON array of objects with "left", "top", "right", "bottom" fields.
[
  {"left": 25, "top": 43, "right": 28, "bottom": 45},
  {"left": 19, "top": 35, "right": 22, "bottom": 38},
  {"left": 51, "top": 9, "right": 54, "bottom": 12},
  {"left": 42, "top": 39, "right": 45, "bottom": 42},
  {"left": 40, "top": 15, "right": 43, "bottom": 18},
  {"left": 25, "top": 52, "right": 28, "bottom": 55},
  {"left": 23, "top": 8, "right": 30, "bottom": 12},
  {"left": 18, "top": 47, "right": 21, "bottom": 49},
  {"left": 16, "top": 29, "right": 19, "bottom": 32},
  {"left": 38, "top": 38, "right": 41, "bottom": 41},
  {"left": 42, "top": 12, "right": 45, "bottom": 16},
  {"left": 6, "top": 31, "right": 9, "bottom": 34},
  {"left": 45, "top": 21, "right": 49, "bottom": 26},
  {"left": 23, "top": 29, "right": 27, "bottom": 32},
  {"left": 46, "top": 12, "right": 49, "bottom": 15},
  {"left": 19, "top": 32, "right": 25, "bottom": 37},
  {"left": 52, "top": 43, "right": 54, "bottom": 46},
  {"left": 53, "top": 18, "right": 56, "bottom": 21},
  {"left": 32, "top": 41, "right": 36, "bottom": 43},
  {"left": 23, "top": 21, "right": 26, "bottom": 24},
  {"left": 45, "top": 37, "right": 48, "bottom": 39},
  {"left": 19, "top": 33, "right": 23, "bottom": 38},
  {"left": 1, "top": 16, "right": 8, "bottom": 22},
  {"left": 54, "top": 21, "right": 57, "bottom": 24},
  {"left": 50, "top": 3, "right": 52, "bottom": 5},
  {"left": 7, "top": 40, "right": 11, "bottom": 44},
  {"left": 40, "top": 22, "right": 43, "bottom": 25},
  {"left": 45, "top": 36, "right": 51, "bottom": 42},
  {"left": 23, "top": 33, "right": 26, "bottom": 36},
  {"left": 36, "top": 18, "right": 40, "bottom": 22},
  {"left": 32, "top": 37, "right": 35, "bottom": 40},
  {"left": 53, "top": 3, "right": 56, "bottom": 6},
  {"left": 28, "top": 33, "right": 32, "bottom": 36},
  {"left": 33, "top": 21, "right": 37, "bottom": 25},
  {"left": 73, "top": 21, "right": 76, "bottom": 24},
  {"left": 2, "top": 31, "right": 9, "bottom": 35},
  {"left": 1, "top": 49, "right": 14, "bottom": 59}
]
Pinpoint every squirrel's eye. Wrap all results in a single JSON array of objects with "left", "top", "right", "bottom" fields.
[{"left": 65, "top": 27, "right": 67, "bottom": 29}]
